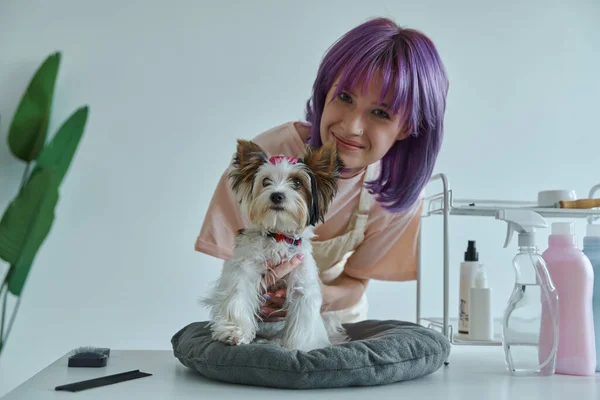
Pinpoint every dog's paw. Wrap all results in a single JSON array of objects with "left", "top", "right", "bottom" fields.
[{"left": 212, "top": 325, "right": 255, "bottom": 346}]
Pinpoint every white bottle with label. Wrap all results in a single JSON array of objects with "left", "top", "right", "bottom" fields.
[
  {"left": 469, "top": 265, "right": 494, "bottom": 341},
  {"left": 458, "top": 240, "right": 481, "bottom": 336}
]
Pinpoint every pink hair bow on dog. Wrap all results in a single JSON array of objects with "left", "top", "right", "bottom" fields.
[{"left": 269, "top": 155, "right": 298, "bottom": 165}]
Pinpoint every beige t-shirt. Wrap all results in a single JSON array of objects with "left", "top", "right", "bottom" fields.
[{"left": 195, "top": 121, "right": 423, "bottom": 282}]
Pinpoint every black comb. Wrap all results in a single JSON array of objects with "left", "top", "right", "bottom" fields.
[{"left": 55, "top": 369, "right": 152, "bottom": 392}]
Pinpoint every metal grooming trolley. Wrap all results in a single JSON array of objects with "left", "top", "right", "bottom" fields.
[{"left": 416, "top": 174, "right": 600, "bottom": 348}]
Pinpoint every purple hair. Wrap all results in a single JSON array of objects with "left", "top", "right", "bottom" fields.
[{"left": 305, "top": 18, "right": 449, "bottom": 213}]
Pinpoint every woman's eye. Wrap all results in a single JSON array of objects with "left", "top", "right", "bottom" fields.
[
  {"left": 291, "top": 179, "right": 301, "bottom": 189},
  {"left": 338, "top": 92, "right": 352, "bottom": 103},
  {"left": 262, "top": 178, "right": 271, "bottom": 187},
  {"left": 373, "top": 109, "right": 390, "bottom": 119}
]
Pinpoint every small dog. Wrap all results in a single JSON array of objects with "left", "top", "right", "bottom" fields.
[{"left": 201, "top": 139, "right": 348, "bottom": 351}]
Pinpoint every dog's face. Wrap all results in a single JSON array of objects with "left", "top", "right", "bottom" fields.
[{"left": 228, "top": 140, "right": 344, "bottom": 233}]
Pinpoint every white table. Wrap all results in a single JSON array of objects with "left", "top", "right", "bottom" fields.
[{"left": 1, "top": 347, "right": 598, "bottom": 399}]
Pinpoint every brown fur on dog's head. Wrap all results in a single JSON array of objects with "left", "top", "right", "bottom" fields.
[
  {"left": 229, "top": 139, "right": 268, "bottom": 200},
  {"left": 299, "top": 141, "right": 344, "bottom": 226}
]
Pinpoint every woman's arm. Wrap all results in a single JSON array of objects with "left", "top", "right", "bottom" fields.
[{"left": 320, "top": 271, "right": 369, "bottom": 312}]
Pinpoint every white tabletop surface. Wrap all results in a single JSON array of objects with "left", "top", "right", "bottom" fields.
[{"left": 1, "top": 346, "right": 598, "bottom": 399}]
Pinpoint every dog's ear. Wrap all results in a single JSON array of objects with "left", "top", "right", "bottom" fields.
[
  {"left": 233, "top": 139, "right": 268, "bottom": 169},
  {"left": 300, "top": 141, "right": 344, "bottom": 225},
  {"left": 229, "top": 139, "right": 268, "bottom": 197}
]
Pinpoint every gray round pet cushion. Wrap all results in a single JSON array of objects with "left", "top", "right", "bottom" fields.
[{"left": 171, "top": 319, "right": 451, "bottom": 389}]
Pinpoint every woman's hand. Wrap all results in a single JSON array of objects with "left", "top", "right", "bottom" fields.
[
  {"left": 260, "top": 288, "right": 287, "bottom": 321},
  {"left": 259, "top": 253, "right": 304, "bottom": 322}
]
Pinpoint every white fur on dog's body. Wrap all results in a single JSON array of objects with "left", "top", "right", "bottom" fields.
[{"left": 202, "top": 225, "right": 347, "bottom": 352}]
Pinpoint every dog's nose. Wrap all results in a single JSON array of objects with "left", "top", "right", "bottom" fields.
[{"left": 270, "top": 192, "right": 285, "bottom": 204}]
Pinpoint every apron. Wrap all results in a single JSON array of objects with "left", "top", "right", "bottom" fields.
[{"left": 311, "top": 162, "right": 378, "bottom": 323}]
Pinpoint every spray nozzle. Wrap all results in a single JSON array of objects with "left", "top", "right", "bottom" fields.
[
  {"left": 495, "top": 209, "right": 548, "bottom": 248},
  {"left": 473, "top": 265, "right": 488, "bottom": 288},
  {"left": 464, "top": 240, "right": 479, "bottom": 261}
]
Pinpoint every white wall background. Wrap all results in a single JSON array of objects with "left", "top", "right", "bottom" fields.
[{"left": 0, "top": 0, "right": 598, "bottom": 395}]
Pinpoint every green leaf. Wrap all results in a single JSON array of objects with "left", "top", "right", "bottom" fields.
[
  {"left": 35, "top": 106, "right": 89, "bottom": 188},
  {"left": 0, "top": 168, "right": 58, "bottom": 296},
  {"left": 7, "top": 52, "right": 61, "bottom": 162}
]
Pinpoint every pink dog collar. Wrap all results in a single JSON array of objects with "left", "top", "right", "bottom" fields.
[{"left": 269, "top": 155, "right": 298, "bottom": 165}]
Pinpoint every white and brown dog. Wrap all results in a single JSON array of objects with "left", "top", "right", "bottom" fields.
[{"left": 201, "top": 139, "right": 348, "bottom": 351}]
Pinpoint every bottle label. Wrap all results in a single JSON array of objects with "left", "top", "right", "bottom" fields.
[{"left": 459, "top": 298, "right": 469, "bottom": 334}]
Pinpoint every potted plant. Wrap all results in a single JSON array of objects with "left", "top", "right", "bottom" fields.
[{"left": 0, "top": 52, "right": 89, "bottom": 355}]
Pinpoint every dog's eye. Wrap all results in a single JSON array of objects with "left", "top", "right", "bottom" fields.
[
  {"left": 291, "top": 178, "right": 301, "bottom": 189},
  {"left": 262, "top": 178, "right": 272, "bottom": 187}
]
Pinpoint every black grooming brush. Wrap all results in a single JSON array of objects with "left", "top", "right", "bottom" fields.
[{"left": 68, "top": 346, "right": 110, "bottom": 368}]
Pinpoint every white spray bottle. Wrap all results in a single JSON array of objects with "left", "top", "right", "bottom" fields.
[{"left": 495, "top": 209, "right": 559, "bottom": 376}]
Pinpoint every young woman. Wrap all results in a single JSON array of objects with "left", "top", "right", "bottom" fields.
[{"left": 195, "top": 17, "right": 449, "bottom": 323}]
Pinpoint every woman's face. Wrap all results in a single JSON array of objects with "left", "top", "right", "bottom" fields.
[{"left": 319, "top": 74, "right": 406, "bottom": 172}]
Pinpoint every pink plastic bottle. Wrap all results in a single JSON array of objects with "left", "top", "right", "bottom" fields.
[{"left": 541, "top": 222, "right": 596, "bottom": 376}]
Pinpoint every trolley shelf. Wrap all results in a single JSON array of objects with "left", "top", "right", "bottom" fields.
[
  {"left": 416, "top": 173, "right": 600, "bottom": 355},
  {"left": 424, "top": 191, "right": 600, "bottom": 220}
]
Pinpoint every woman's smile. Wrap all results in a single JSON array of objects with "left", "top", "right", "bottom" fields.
[{"left": 331, "top": 132, "right": 365, "bottom": 152}]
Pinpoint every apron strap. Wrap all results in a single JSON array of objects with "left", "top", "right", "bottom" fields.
[
  {"left": 350, "top": 163, "right": 378, "bottom": 232},
  {"left": 357, "top": 163, "right": 377, "bottom": 213}
]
